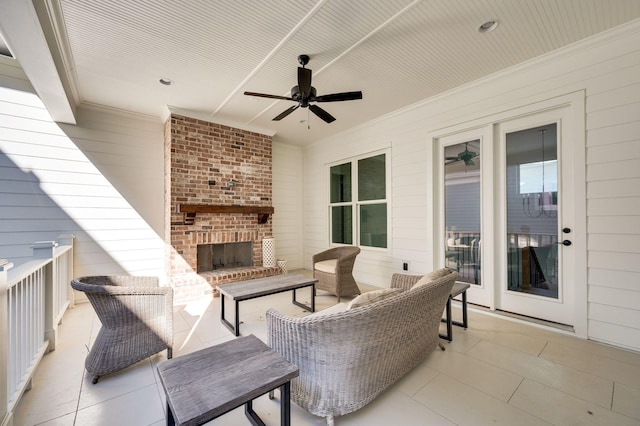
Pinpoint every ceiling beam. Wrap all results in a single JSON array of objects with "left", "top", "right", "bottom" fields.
[{"left": 0, "top": 0, "right": 76, "bottom": 124}]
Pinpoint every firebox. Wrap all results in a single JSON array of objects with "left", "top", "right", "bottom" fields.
[{"left": 197, "top": 242, "right": 253, "bottom": 273}]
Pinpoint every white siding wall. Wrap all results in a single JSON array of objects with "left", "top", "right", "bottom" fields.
[
  {"left": 0, "top": 56, "right": 165, "bottom": 279},
  {"left": 303, "top": 22, "right": 640, "bottom": 351},
  {"left": 272, "top": 142, "right": 304, "bottom": 270},
  {"left": 2, "top": 21, "right": 639, "bottom": 350}
]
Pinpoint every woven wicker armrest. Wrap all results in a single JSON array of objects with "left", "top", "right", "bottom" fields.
[
  {"left": 312, "top": 246, "right": 361, "bottom": 264},
  {"left": 100, "top": 285, "right": 172, "bottom": 296},
  {"left": 390, "top": 273, "right": 423, "bottom": 292},
  {"left": 334, "top": 250, "right": 360, "bottom": 272},
  {"left": 312, "top": 247, "right": 339, "bottom": 263},
  {"left": 72, "top": 275, "right": 159, "bottom": 288}
]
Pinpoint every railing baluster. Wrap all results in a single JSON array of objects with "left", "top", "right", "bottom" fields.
[{"left": 2, "top": 235, "right": 75, "bottom": 417}]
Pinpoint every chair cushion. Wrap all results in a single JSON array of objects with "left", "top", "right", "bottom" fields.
[
  {"left": 314, "top": 259, "right": 338, "bottom": 274},
  {"left": 410, "top": 268, "right": 453, "bottom": 291},
  {"left": 347, "top": 288, "right": 402, "bottom": 310}
]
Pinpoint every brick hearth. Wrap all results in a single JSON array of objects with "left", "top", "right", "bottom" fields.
[{"left": 164, "top": 114, "right": 280, "bottom": 305}]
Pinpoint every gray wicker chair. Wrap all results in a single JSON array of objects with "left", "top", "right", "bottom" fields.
[
  {"left": 267, "top": 270, "right": 457, "bottom": 425},
  {"left": 312, "top": 246, "right": 361, "bottom": 302},
  {"left": 70, "top": 276, "right": 173, "bottom": 384}
]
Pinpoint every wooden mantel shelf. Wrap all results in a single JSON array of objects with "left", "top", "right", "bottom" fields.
[{"left": 178, "top": 204, "right": 274, "bottom": 225}]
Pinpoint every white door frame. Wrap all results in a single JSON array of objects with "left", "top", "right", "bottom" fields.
[{"left": 430, "top": 91, "right": 587, "bottom": 337}]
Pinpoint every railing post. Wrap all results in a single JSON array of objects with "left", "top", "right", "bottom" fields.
[
  {"left": 57, "top": 234, "right": 75, "bottom": 308},
  {"left": 1, "top": 259, "right": 15, "bottom": 426},
  {"left": 33, "top": 241, "right": 58, "bottom": 352}
]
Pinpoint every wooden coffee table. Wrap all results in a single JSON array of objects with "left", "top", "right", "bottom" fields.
[
  {"left": 217, "top": 273, "right": 317, "bottom": 336},
  {"left": 157, "top": 334, "right": 299, "bottom": 426}
]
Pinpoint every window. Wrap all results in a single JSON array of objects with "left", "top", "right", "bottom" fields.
[{"left": 329, "top": 152, "right": 388, "bottom": 248}]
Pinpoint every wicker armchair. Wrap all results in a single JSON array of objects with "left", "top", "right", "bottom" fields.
[
  {"left": 267, "top": 270, "right": 457, "bottom": 425},
  {"left": 312, "top": 246, "right": 361, "bottom": 302},
  {"left": 70, "top": 276, "right": 173, "bottom": 384}
]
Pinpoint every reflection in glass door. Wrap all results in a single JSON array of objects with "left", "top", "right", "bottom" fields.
[
  {"left": 444, "top": 140, "right": 481, "bottom": 286},
  {"left": 505, "top": 124, "right": 559, "bottom": 299}
]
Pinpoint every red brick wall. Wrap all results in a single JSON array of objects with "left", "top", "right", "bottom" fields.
[{"left": 165, "top": 114, "right": 278, "bottom": 304}]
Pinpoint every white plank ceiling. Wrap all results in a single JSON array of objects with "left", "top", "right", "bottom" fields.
[{"left": 4, "top": 0, "right": 640, "bottom": 145}]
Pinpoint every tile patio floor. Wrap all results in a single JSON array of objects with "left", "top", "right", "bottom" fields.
[{"left": 13, "top": 270, "right": 640, "bottom": 425}]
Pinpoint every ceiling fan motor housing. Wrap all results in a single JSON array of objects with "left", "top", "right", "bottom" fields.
[{"left": 291, "top": 85, "right": 316, "bottom": 106}]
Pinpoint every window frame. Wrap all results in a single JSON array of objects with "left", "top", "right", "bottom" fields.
[{"left": 328, "top": 149, "right": 390, "bottom": 251}]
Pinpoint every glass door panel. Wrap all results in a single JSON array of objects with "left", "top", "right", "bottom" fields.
[
  {"left": 444, "top": 140, "right": 481, "bottom": 286},
  {"left": 505, "top": 124, "right": 559, "bottom": 299}
]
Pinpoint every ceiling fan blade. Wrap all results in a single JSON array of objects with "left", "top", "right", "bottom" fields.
[
  {"left": 315, "top": 91, "right": 363, "bottom": 102},
  {"left": 244, "top": 91, "right": 293, "bottom": 101},
  {"left": 298, "top": 67, "right": 312, "bottom": 97},
  {"left": 272, "top": 105, "right": 299, "bottom": 121},
  {"left": 445, "top": 156, "right": 460, "bottom": 160},
  {"left": 309, "top": 104, "right": 336, "bottom": 123}
]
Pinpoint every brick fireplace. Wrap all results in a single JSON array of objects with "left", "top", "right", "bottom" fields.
[{"left": 164, "top": 114, "right": 281, "bottom": 304}]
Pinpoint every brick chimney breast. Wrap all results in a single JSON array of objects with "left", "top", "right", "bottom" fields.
[{"left": 164, "top": 114, "right": 278, "bottom": 305}]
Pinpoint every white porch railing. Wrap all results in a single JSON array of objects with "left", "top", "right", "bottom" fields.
[{"left": 0, "top": 234, "right": 75, "bottom": 425}]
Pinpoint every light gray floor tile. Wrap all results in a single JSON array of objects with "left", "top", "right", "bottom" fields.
[
  {"left": 37, "top": 412, "right": 76, "bottom": 426},
  {"left": 540, "top": 340, "right": 640, "bottom": 389},
  {"left": 544, "top": 333, "right": 640, "bottom": 368},
  {"left": 394, "top": 356, "right": 441, "bottom": 397},
  {"left": 510, "top": 379, "right": 640, "bottom": 426},
  {"left": 414, "top": 373, "right": 550, "bottom": 425},
  {"left": 340, "top": 387, "right": 456, "bottom": 425},
  {"left": 424, "top": 346, "right": 524, "bottom": 401},
  {"left": 465, "top": 312, "right": 550, "bottom": 356},
  {"left": 613, "top": 382, "right": 640, "bottom": 420},
  {"left": 469, "top": 339, "right": 615, "bottom": 408},
  {"left": 78, "top": 357, "right": 157, "bottom": 409},
  {"left": 74, "top": 384, "right": 165, "bottom": 426}
]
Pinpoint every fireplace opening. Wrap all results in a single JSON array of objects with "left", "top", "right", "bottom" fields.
[{"left": 197, "top": 242, "right": 253, "bottom": 273}]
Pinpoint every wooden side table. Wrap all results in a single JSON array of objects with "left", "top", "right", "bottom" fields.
[
  {"left": 157, "top": 334, "right": 299, "bottom": 426},
  {"left": 439, "top": 282, "right": 471, "bottom": 342}
]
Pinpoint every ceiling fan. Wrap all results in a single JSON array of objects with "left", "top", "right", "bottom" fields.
[
  {"left": 244, "top": 55, "right": 363, "bottom": 123},
  {"left": 445, "top": 142, "right": 479, "bottom": 166}
]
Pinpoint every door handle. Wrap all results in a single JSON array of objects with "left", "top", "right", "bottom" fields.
[{"left": 556, "top": 240, "right": 572, "bottom": 246}]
